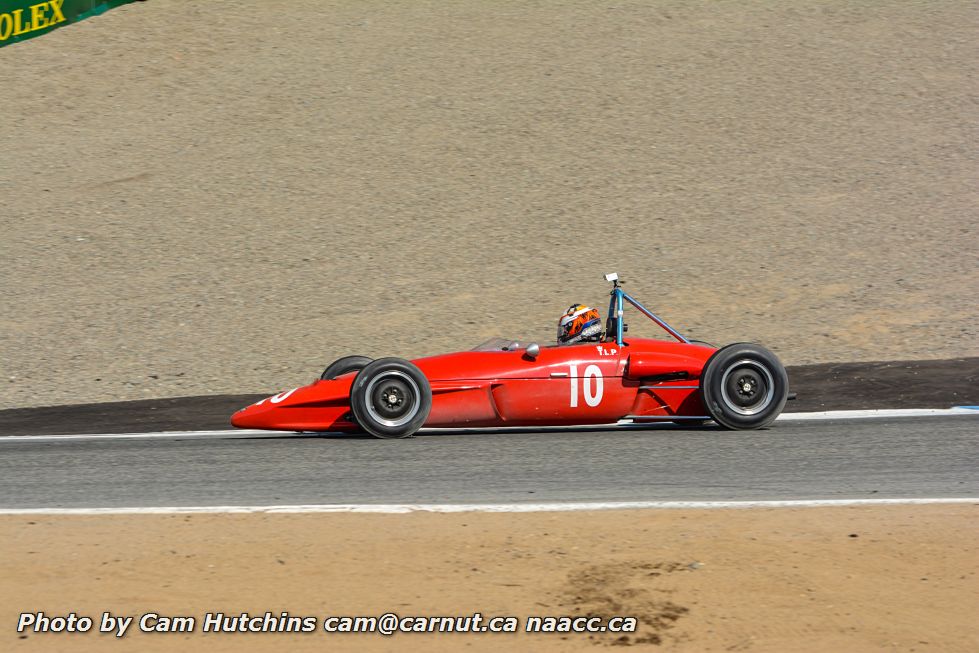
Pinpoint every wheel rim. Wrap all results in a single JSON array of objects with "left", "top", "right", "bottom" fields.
[
  {"left": 364, "top": 371, "right": 420, "bottom": 427},
  {"left": 719, "top": 359, "right": 775, "bottom": 416}
]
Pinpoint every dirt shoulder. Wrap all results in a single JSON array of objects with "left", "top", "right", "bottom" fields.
[
  {"left": 3, "top": 505, "right": 976, "bottom": 652},
  {"left": 1, "top": 1, "right": 977, "bottom": 410}
]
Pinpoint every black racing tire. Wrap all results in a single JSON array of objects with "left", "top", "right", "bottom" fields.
[
  {"left": 320, "top": 355, "right": 373, "bottom": 381},
  {"left": 700, "top": 343, "right": 788, "bottom": 430},
  {"left": 349, "top": 358, "right": 432, "bottom": 439}
]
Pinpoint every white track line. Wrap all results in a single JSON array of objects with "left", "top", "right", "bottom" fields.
[
  {"left": 0, "top": 429, "right": 277, "bottom": 443},
  {"left": 779, "top": 407, "right": 979, "bottom": 420},
  {"left": 1, "top": 407, "right": 976, "bottom": 443},
  {"left": 0, "top": 498, "right": 975, "bottom": 516}
]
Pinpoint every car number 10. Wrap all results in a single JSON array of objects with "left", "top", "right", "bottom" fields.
[{"left": 569, "top": 364, "right": 603, "bottom": 407}]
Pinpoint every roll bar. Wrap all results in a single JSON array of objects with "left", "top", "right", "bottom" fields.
[{"left": 604, "top": 272, "right": 690, "bottom": 346}]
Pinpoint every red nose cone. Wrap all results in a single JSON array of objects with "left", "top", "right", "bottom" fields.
[
  {"left": 230, "top": 398, "right": 281, "bottom": 428},
  {"left": 230, "top": 405, "right": 263, "bottom": 429},
  {"left": 229, "top": 392, "right": 290, "bottom": 429},
  {"left": 229, "top": 382, "right": 356, "bottom": 433}
]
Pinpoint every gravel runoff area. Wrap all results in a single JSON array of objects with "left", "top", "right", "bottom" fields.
[
  {"left": 1, "top": 1, "right": 977, "bottom": 410},
  {"left": 2, "top": 506, "right": 977, "bottom": 652}
]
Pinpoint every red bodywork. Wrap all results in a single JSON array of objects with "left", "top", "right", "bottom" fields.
[{"left": 231, "top": 338, "right": 717, "bottom": 432}]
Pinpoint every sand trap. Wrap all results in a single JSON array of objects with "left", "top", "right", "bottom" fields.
[
  {"left": 1, "top": 1, "right": 977, "bottom": 409},
  {"left": 3, "top": 504, "right": 976, "bottom": 651}
]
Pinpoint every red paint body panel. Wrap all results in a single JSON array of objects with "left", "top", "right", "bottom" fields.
[{"left": 231, "top": 338, "right": 716, "bottom": 432}]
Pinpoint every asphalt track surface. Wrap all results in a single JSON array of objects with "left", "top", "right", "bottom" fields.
[{"left": 1, "top": 416, "right": 975, "bottom": 509}]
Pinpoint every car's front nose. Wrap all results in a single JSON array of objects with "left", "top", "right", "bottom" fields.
[
  {"left": 228, "top": 382, "right": 358, "bottom": 432},
  {"left": 230, "top": 401, "right": 271, "bottom": 429},
  {"left": 229, "top": 388, "right": 300, "bottom": 429}
]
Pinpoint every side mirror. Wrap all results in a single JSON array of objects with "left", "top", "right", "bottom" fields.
[{"left": 524, "top": 343, "right": 540, "bottom": 359}]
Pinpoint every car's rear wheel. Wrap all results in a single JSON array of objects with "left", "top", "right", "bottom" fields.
[
  {"left": 700, "top": 343, "right": 788, "bottom": 430},
  {"left": 320, "top": 355, "right": 373, "bottom": 381},
  {"left": 350, "top": 358, "right": 432, "bottom": 439}
]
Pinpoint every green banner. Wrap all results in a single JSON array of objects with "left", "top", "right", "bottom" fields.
[{"left": 0, "top": 0, "right": 138, "bottom": 47}]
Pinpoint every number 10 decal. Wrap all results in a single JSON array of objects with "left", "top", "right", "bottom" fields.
[{"left": 569, "top": 364, "right": 603, "bottom": 407}]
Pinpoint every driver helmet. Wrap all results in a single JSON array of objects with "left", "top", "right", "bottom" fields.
[{"left": 557, "top": 304, "right": 602, "bottom": 344}]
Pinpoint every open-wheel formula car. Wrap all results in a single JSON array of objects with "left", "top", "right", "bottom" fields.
[{"left": 231, "top": 273, "right": 791, "bottom": 438}]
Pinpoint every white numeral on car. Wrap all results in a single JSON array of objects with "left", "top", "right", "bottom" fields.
[
  {"left": 569, "top": 364, "right": 603, "bottom": 408},
  {"left": 270, "top": 388, "right": 297, "bottom": 404}
]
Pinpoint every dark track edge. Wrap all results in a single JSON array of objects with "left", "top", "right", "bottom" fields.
[{"left": 1, "top": 357, "right": 976, "bottom": 437}]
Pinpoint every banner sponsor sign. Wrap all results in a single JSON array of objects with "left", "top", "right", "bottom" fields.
[{"left": 0, "top": 0, "right": 138, "bottom": 47}]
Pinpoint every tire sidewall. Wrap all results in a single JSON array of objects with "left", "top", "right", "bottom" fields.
[
  {"left": 350, "top": 358, "right": 432, "bottom": 438},
  {"left": 701, "top": 343, "right": 788, "bottom": 429}
]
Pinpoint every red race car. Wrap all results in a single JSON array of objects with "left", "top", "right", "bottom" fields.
[{"left": 231, "top": 274, "right": 790, "bottom": 438}]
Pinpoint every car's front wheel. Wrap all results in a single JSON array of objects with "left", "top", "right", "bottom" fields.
[
  {"left": 700, "top": 343, "right": 788, "bottom": 429},
  {"left": 349, "top": 358, "right": 432, "bottom": 439}
]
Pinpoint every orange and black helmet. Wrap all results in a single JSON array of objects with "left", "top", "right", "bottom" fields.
[{"left": 557, "top": 304, "right": 602, "bottom": 344}]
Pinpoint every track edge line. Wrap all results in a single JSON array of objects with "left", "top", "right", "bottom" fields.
[{"left": 2, "top": 498, "right": 976, "bottom": 516}]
